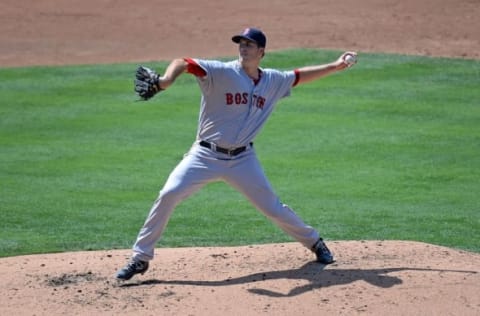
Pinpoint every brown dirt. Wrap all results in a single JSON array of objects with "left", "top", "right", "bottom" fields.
[
  {"left": 1, "top": 0, "right": 479, "bottom": 315},
  {"left": 1, "top": 0, "right": 479, "bottom": 67},
  {"left": 2, "top": 242, "right": 479, "bottom": 315}
]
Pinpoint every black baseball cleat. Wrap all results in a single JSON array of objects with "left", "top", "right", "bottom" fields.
[
  {"left": 116, "top": 259, "right": 149, "bottom": 280},
  {"left": 312, "top": 238, "right": 335, "bottom": 264}
]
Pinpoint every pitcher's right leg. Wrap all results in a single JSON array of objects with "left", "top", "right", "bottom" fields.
[{"left": 225, "top": 151, "right": 320, "bottom": 249}]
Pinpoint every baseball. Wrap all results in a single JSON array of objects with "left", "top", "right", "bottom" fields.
[{"left": 344, "top": 54, "right": 357, "bottom": 66}]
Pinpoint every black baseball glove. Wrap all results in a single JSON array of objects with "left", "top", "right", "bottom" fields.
[{"left": 134, "top": 66, "right": 163, "bottom": 100}]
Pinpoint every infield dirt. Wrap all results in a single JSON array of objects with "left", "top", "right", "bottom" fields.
[{"left": 1, "top": 0, "right": 479, "bottom": 315}]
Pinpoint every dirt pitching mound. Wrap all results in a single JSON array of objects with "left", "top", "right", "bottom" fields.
[{"left": 1, "top": 241, "right": 479, "bottom": 315}]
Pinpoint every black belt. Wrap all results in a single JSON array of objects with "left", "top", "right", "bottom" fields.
[{"left": 199, "top": 140, "right": 251, "bottom": 156}]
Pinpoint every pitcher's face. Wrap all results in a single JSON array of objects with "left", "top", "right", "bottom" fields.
[{"left": 238, "top": 39, "right": 264, "bottom": 63}]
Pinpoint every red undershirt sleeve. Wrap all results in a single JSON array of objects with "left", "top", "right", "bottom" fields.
[{"left": 184, "top": 58, "right": 207, "bottom": 77}]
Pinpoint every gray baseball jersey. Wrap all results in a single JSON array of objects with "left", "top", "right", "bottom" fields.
[
  {"left": 194, "top": 59, "right": 296, "bottom": 148},
  {"left": 131, "top": 58, "right": 319, "bottom": 261}
]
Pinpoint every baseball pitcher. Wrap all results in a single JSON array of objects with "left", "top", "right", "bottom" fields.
[{"left": 117, "top": 27, "right": 357, "bottom": 280}]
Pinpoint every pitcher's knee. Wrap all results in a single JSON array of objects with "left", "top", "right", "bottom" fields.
[
  {"left": 157, "top": 186, "right": 190, "bottom": 206},
  {"left": 256, "top": 198, "right": 288, "bottom": 218}
]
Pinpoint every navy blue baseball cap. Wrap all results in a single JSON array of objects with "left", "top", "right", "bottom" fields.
[{"left": 232, "top": 28, "right": 267, "bottom": 48}]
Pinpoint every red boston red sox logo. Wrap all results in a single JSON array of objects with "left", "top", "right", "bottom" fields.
[{"left": 225, "top": 92, "right": 266, "bottom": 109}]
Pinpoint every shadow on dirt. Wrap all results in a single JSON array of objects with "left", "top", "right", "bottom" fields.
[{"left": 119, "top": 262, "right": 477, "bottom": 297}]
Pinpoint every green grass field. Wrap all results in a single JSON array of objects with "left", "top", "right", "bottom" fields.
[{"left": 1, "top": 50, "right": 479, "bottom": 257}]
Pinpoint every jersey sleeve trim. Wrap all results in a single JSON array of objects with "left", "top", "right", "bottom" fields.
[
  {"left": 293, "top": 69, "right": 300, "bottom": 87},
  {"left": 184, "top": 58, "right": 207, "bottom": 77}
]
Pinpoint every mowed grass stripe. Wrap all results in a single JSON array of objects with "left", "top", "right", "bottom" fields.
[{"left": 0, "top": 50, "right": 478, "bottom": 257}]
